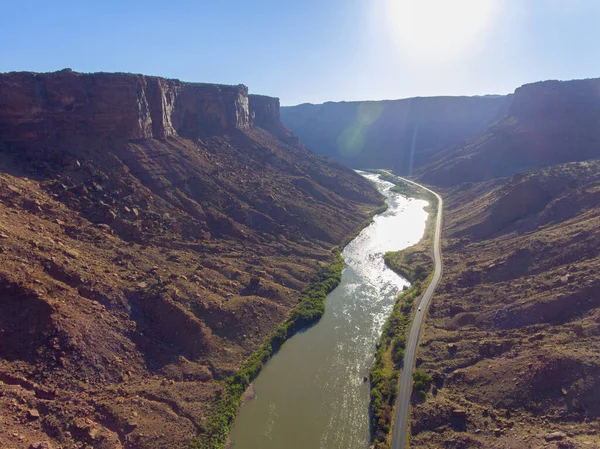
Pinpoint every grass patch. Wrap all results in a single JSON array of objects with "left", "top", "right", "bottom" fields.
[{"left": 384, "top": 250, "right": 431, "bottom": 285}]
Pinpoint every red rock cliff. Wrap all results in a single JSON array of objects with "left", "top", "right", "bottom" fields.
[
  {"left": 509, "top": 78, "right": 600, "bottom": 124},
  {"left": 249, "top": 94, "right": 298, "bottom": 143},
  {"left": 0, "top": 69, "right": 284, "bottom": 142}
]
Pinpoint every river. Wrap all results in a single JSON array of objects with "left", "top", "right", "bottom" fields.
[{"left": 229, "top": 173, "right": 429, "bottom": 449}]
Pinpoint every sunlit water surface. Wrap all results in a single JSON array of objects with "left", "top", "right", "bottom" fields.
[{"left": 229, "top": 173, "right": 428, "bottom": 449}]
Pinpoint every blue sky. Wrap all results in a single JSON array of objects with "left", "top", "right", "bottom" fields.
[{"left": 2, "top": 0, "right": 600, "bottom": 105}]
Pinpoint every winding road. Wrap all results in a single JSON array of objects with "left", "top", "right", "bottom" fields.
[{"left": 390, "top": 176, "right": 443, "bottom": 449}]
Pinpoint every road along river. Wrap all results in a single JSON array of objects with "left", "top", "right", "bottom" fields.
[{"left": 229, "top": 173, "right": 429, "bottom": 449}]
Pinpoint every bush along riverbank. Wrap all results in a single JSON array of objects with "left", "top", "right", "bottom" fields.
[
  {"left": 369, "top": 172, "right": 437, "bottom": 449},
  {"left": 190, "top": 251, "right": 344, "bottom": 449},
  {"left": 369, "top": 272, "right": 431, "bottom": 449},
  {"left": 190, "top": 197, "right": 389, "bottom": 449}
]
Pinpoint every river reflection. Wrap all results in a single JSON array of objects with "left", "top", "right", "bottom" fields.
[{"left": 229, "top": 173, "right": 428, "bottom": 449}]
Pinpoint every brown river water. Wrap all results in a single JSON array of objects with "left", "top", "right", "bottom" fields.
[{"left": 229, "top": 173, "right": 429, "bottom": 449}]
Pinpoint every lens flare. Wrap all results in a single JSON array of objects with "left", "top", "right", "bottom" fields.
[{"left": 337, "top": 102, "right": 384, "bottom": 157}]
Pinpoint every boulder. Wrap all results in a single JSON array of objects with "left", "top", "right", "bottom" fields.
[{"left": 545, "top": 432, "right": 566, "bottom": 441}]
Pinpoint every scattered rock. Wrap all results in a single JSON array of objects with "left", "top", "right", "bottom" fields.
[
  {"left": 27, "top": 409, "right": 40, "bottom": 419},
  {"left": 74, "top": 184, "right": 89, "bottom": 196},
  {"left": 545, "top": 432, "right": 566, "bottom": 441},
  {"left": 249, "top": 276, "right": 261, "bottom": 286},
  {"left": 104, "top": 209, "right": 117, "bottom": 223},
  {"left": 451, "top": 408, "right": 467, "bottom": 419},
  {"left": 29, "top": 443, "right": 52, "bottom": 449},
  {"left": 63, "top": 158, "right": 81, "bottom": 171}
]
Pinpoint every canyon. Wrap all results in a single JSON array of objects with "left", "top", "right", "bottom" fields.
[
  {"left": 418, "top": 79, "right": 600, "bottom": 186},
  {"left": 281, "top": 95, "right": 508, "bottom": 175},
  {"left": 0, "top": 70, "right": 382, "bottom": 449},
  {"left": 1, "top": 68, "right": 600, "bottom": 449},
  {"left": 375, "top": 80, "right": 600, "bottom": 449},
  {"left": 405, "top": 79, "right": 600, "bottom": 449},
  {"left": 282, "top": 77, "right": 600, "bottom": 449}
]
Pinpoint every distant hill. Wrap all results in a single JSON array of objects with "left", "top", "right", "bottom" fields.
[
  {"left": 419, "top": 78, "right": 600, "bottom": 186},
  {"left": 281, "top": 95, "right": 509, "bottom": 174}
]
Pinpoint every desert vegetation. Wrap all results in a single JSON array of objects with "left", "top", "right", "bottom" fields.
[
  {"left": 191, "top": 251, "right": 344, "bottom": 449},
  {"left": 412, "top": 370, "right": 433, "bottom": 401},
  {"left": 368, "top": 176, "right": 437, "bottom": 449}
]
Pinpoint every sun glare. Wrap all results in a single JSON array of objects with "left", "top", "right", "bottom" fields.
[{"left": 385, "top": 0, "right": 499, "bottom": 65}]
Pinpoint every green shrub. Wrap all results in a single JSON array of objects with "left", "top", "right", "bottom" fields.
[
  {"left": 369, "top": 285, "right": 419, "bottom": 446},
  {"left": 412, "top": 370, "right": 433, "bottom": 400},
  {"left": 190, "top": 251, "right": 344, "bottom": 449},
  {"left": 393, "top": 347, "right": 405, "bottom": 364}
]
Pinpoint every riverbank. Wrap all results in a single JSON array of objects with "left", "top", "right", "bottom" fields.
[
  {"left": 190, "top": 250, "right": 344, "bottom": 449},
  {"left": 190, "top": 195, "right": 389, "bottom": 449},
  {"left": 369, "top": 173, "right": 438, "bottom": 449},
  {"left": 227, "top": 174, "right": 428, "bottom": 449}
]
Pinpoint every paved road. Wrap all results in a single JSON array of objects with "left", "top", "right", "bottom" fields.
[{"left": 390, "top": 176, "right": 443, "bottom": 449}]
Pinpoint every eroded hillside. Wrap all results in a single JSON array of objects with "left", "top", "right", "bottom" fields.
[
  {"left": 410, "top": 81, "right": 600, "bottom": 449},
  {"left": 419, "top": 78, "right": 600, "bottom": 186},
  {"left": 0, "top": 70, "right": 381, "bottom": 449}
]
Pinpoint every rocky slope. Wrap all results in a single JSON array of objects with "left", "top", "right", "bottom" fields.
[
  {"left": 411, "top": 162, "right": 600, "bottom": 449},
  {"left": 419, "top": 78, "right": 600, "bottom": 186},
  {"left": 281, "top": 95, "right": 508, "bottom": 174},
  {"left": 0, "top": 70, "right": 381, "bottom": 449},
  {"left": 408, "top": 79, "right": 600, "bottom": 448}
]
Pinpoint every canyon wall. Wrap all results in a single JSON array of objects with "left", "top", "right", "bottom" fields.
[
  {"left": 0, "top": 70, "right": 381, "bottom": 449},
  {"left": 418, "top": 78, "right": 600, "bottom": 186},
  {"left": 280, "top": 95, "right": 509, "bottom": 174},
  {"left": 0, "top": 69, "right": 282, "bottom": 142},
  {"left": 249, "top": 94, "right": 280, "bottom": 130},
  {"left": 509, "top": 78, "right": 600, "bottom": 123}
]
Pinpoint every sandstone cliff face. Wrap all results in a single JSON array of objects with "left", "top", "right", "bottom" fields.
[
  {"left": 0, "top": 70, "right": 381, "bottom": 449},
  {"left": 249, "top": 94, "right": 299, "bottom": 144},
  {"left": 509, "top": 78, "right": 600, "bottom": 123},
  {"left": 249, "top": 94, "right": 280, "bottom": 130},
  {"left": 419, "top": 78, "right": 600, "bottom": 186},
  {"left": 280, "top": 95, "right": 508, "bottom": 174},
  {"left": 0, "top": 69, "right": 273, "bottom": 142}
]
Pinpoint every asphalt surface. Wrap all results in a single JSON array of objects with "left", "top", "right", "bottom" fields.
[{"left": 390, "top": 177, "right": 443, "bottom": 449}]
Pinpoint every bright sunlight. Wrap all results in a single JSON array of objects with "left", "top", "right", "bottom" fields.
[{"left": 385, "top": 0, "right": 500, "bottom": 65}]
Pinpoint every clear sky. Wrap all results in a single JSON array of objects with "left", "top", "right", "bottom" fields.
[{"left": 2, "top": 0, "right": 600, "bottom": 105}]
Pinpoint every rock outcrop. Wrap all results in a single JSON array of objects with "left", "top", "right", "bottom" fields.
[
  {"left": 0, "top": 69, "right": 287, "bottom": 142},
  {"left": 418, "top": 78, "right": 600, "bottom": 186},
  {"left": 249, "top": 94, "right": 280, "bottom": 131},
  {"left": 0, "top": 70, "right": 381, "bottom": 449}
]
